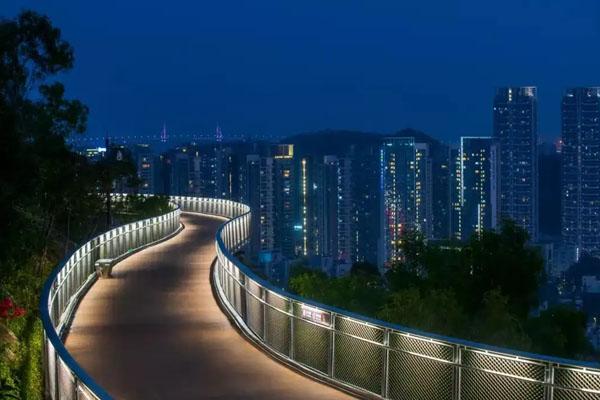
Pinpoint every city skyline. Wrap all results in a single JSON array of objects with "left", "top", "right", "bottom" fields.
[
  {"left": 3, "top": 8, "right": 600, "bottom": 398},
  {"left": 6, "top": 1, "right": 600, "bottom": 141}
]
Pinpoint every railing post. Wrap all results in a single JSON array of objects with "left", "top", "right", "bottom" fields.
[
  {"left": 289, "top": 300, "right": 295, "bottom": 359},
  {"left": 241, "top": 272, "right": 248, "bottom": 323},
  {"left": 72, "top": 375, "right": 79, "bottom": 399},
  {"left": 54, "top": 349, "right": 60, "bottom": 400},
  {"left": 454, "top": 345, "right": 462, "bottom": 400},
  {"left": 329, "top": 312, "right": 336, "bottom": 378},
  {"left": 262, "top": 287, "right": 267, "bottom": 341},
  {"left": 382, "top": 328, "right": 390, "bottom": 398},
  {"left": 545, "top": 363, "right": 554, "bottom": 400}
]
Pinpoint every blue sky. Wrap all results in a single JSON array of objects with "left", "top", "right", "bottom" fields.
[{"left": 5, "top": 0, "right": 600, "bottom": 142}]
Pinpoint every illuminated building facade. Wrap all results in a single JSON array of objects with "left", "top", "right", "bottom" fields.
[
  {"left": 455, "top": 137, "right": 498, "bottom": 241},
  {"left": 244, "top": 154, "right": 262, "bottom": 254},
  {"left": 351, "top": 146, "right": 380, "bottom": 265},
  {"left": 273, "top": 144, "right": 296, "bottom": 257},
  {"left": 493, "top": 86, "right": 539, "bottom": 241},
  {"left": 319, "top": 155, "right": 353, "bottom": 264},
  {"left": 450, "top": 147, "right": 462, "bottom": 240},
  {"left": 297, "top": 156, "right": 321, "bottom": 257},
  {"left": 379, "top": 137, "right": 432, "bottom": 266},
  {"left": 561, "top": 87, "right": 600, "bottom": 256},
  {"left": 259, "top": 157, "right": 275, "bottom": 251},
  {"left": 132, "top": 144, "right": 155, "bottom": 194}
]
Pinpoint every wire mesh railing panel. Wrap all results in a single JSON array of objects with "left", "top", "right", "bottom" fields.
[
  {"left": 292, "top": 317, "right": 330, "bottom": 374},
  {"left": 227, "top": 274, "right": 235, "bottom": 304},
  {"left": 462, "top": 349, "right": 546, "bottom": 382},
  {"left": 266, "top": 290, "right": 288, "bottom": 312},
  {"left": 461, "top": 368, "right": 545, "bottom": 400},
  {"left": 265, "top": 305, "right": 291, "bottom": 356},
  {"left": 246, "top": 291, "right": 264, "bottom": 338},
  {"left": 553, "top": 389, "right": 600, "bottom": 400},
  {"left": 333, "top": 332, "right": 384, "bottom": 394},
  {"left": 390, "top": 332, "right": 454, "bottom": 362},
  {"left": 388, "top": 348, "right": 454, "bottom": 400},
  {"left": 247, "top": 279, "right": 262, "bottom": 298},
  {"left": 232, "top": 279, "right": 244, "bottom": 316},
  {"left": 335, "top": 316, "right": 384, "bottom": 343},
  {"left": 554, "top": 366, "right": 600, "bottom": 394}
]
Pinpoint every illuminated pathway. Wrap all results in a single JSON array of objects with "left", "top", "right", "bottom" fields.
[{"left": 65, "top": 213, "right": 352, "bottom": 399}]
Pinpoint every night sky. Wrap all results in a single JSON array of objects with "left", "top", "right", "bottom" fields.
[{"left": 5, "top": 0, "right": 600, "bottom": 143}]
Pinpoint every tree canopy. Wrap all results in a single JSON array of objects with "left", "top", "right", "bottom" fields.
[
  {"left": 290, "top": 221, "right": 594, "bottom": 360},
  {"left": 0, "top": 11, "right": 167, "bottom": 398}
]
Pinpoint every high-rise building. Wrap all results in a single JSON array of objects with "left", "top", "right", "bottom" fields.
[
  {"left": 450, "top": 146, "right": 462, "bottom": 241},
  {"left": 561, "top": 87, "right": 600, "bottom": 256},
  {"left": 273, "top": 144, "right": 296, "bottom": 257},
  {"left": 379, "top": 137, "right": 432, "bottom": 266},
  {"left": 336, "top": 157, "right": 353, "bottom": 263},
  {"left": 297, "top": 156, "right": 319, "bottom": 257},
  {"left": 244, "top": 154, "right": 262, "bottom": 255},
  {"left": 259, "top": 157, "right": 275, "bottom": 252},
  {"left": 389, "top": 130, "right": 452, "bottom": 241},
  {"left": 351, "top": 146, "right": 380, "bottom": 265},
  {"left": 454, "top": 137, "right": 498, "bottom": 241},
  {"left": 189, "top": 145, "right": 218, "bottom": 197},
  {"left": 539, "top": 142, "right": 561, "bottom": 238},
  {"left": 318, "top": 155, "right": 353, "bottom": 264},
  {"left": 132, "top": 144, "right": 155, "bottom": 194},
  {"left": 164, "top": 146, "right": 192, "bottom": 196},
  {"left": 244, "top": 145, "right": 297, "bottom": 259},
  {"left": 320, "top": 156, "right": 339, "bottom": 259},
  {"left": 430, "top": 142, "right": 452, "bottom": 240},
  {"left": 493, "top": 86, "right": 539, "bottom": 241}
]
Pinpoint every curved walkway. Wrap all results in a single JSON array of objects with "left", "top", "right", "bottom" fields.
[{"left": 65, "top": 212, "right": 352, "bottom": 399}]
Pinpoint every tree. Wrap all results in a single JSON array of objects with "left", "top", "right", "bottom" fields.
[
  {"left": 95, "top": 145, "right": 140, "bottom": 227},
  {"left": 464, "top": 220, "right": 544, "bottom": 318},
  {"left": 0, "top": 11, "right": 89, "bottom": 270},
  {"left": 472, "top": 289, "right": 531, "bottom": 350},
  {"left": 0, "top": 11, "right": 149, "bottom": 398},
  {"left": 377, "top": 288, "right": 467, "bottom": 338},
  {"left": 350, "top": 261, "right": 379, "bottom": 277},
  {"left": 526, "top": 306, "right": 592, "bottom": 359},
  {"left": 289, "top": 268, "right": 384, "bottom": 316},
  {"left": 0, "top": 11, "right": 93, "bottom": 398}
]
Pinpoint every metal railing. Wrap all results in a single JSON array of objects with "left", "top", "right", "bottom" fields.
[
  {"left": 40, "top": 196, "right": 600, "bottom": 399},
  {"left": 212, "top": 199, "right": 600, "bottom": 400},
  {"left": 40, "top": 197, "right": 182, "bottom": 400}
]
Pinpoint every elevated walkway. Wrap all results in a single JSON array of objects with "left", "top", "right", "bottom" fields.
[{"left": 65, "top": 213, "right": 351, "bottom": 399}]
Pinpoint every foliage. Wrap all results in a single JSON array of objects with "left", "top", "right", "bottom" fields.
[
  {"left": 112, "top": 194, "right": 172, "bottom": 223},
  {"left": 526, "top": 306, "right": 593, "bottom": 359},
  {"left": 466, "top": 220, "right": 544, "bottom": 318},
  {"left": 471, "top": 289, "right": 530, "bottom": 350},
  {"left": 290, "top": 221, "right": 593, "bottom": 360},
  {"left": 0, "top": 11, "right": 162, "bottom": 398},
  {"left": 378, "top": 288, "right": 467, "bottom": 337},
  {"left": 289, "top": 266, "right": 385, "bottom": 316}
]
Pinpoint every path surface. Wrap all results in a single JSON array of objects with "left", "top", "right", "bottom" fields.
[{"left": 65, "top": 212, "right": 352, "bottom": 399}]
